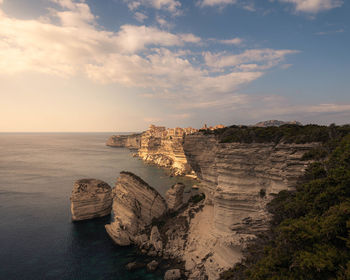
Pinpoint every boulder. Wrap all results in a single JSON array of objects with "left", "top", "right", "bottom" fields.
[
  {"left": 164, "top": 269, "right": 181, "bottom": 280},
  {"left": 147, "top": 260, "right": 159, "bottom": 272},
  {"left": 105, "top": 172, "right": 167, "bottom": 246},
  {"left": 125, "top": 262, "right": 144, "bottom": 271},
  {"left": 166, "top": 183, "right": 185, "bottom": 212},
  {"left": 70, "top": 179, "right": 112, "bottom": 221}
]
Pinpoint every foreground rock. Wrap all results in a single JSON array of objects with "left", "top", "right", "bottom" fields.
[
  {"left": 147, "top": 260, "right": 159, "bottom": 272},
  {"left": 70, "top": 179, "right": 113, "bottom": 221},
  {"left": 166, "top": 183, "right": 185, "bottom": 212},
  {"left": 105, "top": 172, "right": 167, "bottom": 246},
  {"left": 164, "top": 269, "right": 181, "bottom": 280}
]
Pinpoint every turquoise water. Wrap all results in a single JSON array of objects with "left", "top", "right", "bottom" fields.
[{"left": 0, "top": 133, "right": 193, "bottom": 280}]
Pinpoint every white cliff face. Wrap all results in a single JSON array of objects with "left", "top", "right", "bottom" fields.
[
  {"left": 183, "top": 134, "right": 219, "bottom": 202},
  {"left": 70, "top": 179, "right": 113, "bottom": 221},
  {"left": 180, "top": 134, "right": 318, "bottom": 279},
  {"left": 106, "top": 134, "right": 141, "bottom": 149},
  {"left": 105, "top": 172, "right": 167, "bottom": 246},
  {"left": 104, "top": 130, "right": 319, "bottom": 279},
  {"left": 166, "top": 183, "right": 185, "bottom": 212},
  {"left": 213, "top": 142, "right": 315, "bottom": 234},
  {"left": 138, "top": 134, "right": 193, "bottom": 176}
]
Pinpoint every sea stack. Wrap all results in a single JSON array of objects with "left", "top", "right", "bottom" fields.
[
  {"left": 70, "top": 179, "right": 113, "bottom": 221},
  {"left": 166, "top": 183, "right": 185, "bottom": 212},
  {"left": 105, "top": 172, "right": 167, "bottom": 246}
]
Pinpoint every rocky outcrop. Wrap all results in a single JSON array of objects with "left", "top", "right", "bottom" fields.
[
  {"left": 146, "top": 260, "right": 159, "bottom": 272},
  {"left": 104, "top": 127, "right": 319, "bottom": 279},
  {"left": 70, "top": 179, "right": 113, "bottom": 221},
  {"left": 179, "top": 134, "right": 318, "bottom": 279},
  {"left": 106, "top": 125, "right": 200, "bottom": 176},
  {"left": 106, "top": 133, "right": 141, "bottom": 149},
  {"left": 164, "top": 269, "right": 181, "bottom": 280},
  {"left": 138, "top": 126, "right": 195, "bottom": 176},
  {"left": 105, "top": 172, "right": 167, "bottom": 246},
  {"left": 166, "top": 183, "right": 185, "bottom": 212}
]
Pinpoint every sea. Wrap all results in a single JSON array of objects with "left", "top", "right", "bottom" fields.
[{"left": 0, "top": 133, "right": 194, "bottom": 280}]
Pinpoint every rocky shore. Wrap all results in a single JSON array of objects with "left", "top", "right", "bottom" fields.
[{"left": 72, "top": 125, "right": 319, "bottom": 279}]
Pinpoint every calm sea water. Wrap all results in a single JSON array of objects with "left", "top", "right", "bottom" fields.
[{"left": 0, "top": 133, "right": 193, "bottom": 280}]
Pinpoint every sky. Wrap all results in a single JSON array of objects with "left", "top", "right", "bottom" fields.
[{"left": 0, "top": 0, "right": 349, "bottom": 132}]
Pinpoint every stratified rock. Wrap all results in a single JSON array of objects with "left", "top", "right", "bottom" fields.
[
  {"left": 180, "top": 135, "right": 318, "bottom": 279},
  {"left": 150, "top": 226, "right": 163, "bottom": 252},
  {"left": 138, "top": 125, "right": 195, "bottom": 176},
  {"left": 105, "top": 172, "right": 167, "bottom": 246},
  {"left": 147, "top": 260, "right": 159, "bottom": 272},
  {"left": 70, "top": 179, "right": 112, "bottom": 221},
  {"left": 166, "top": 183, "right": 185, "bottom": 211},
  {"left": 106, "top": 133, "right": 141, "bottom": 149},
  {"left": 164, "top": 269, "right": 181, "bottom": 280}
]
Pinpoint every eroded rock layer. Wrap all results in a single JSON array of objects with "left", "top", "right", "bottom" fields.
[
  {"left": 184, "top": 135, "right": 316, "bottom": 232},
  {"left": 180, "top": 134, "right": 318, "bottom": 279},
  {"left": 105, "top": 171, "right": 167, "bottom": 246},
  {"left": 106, "top": 133, "right": 141, "bottom": 149},
  {"left": 138, "top": 125, "right": 196, "bottom": 176},
  {"left": 166, "top": 183, "right": 185, "bottom": 212},
  {"left": 70, "top": 179, "right": 113, "bottom": 221}
]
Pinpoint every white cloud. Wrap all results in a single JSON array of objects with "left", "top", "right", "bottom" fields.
[
  {"left": 200, "top": 0, "right": 237, "bottom": 7},
  {"left": 204, "top": 49, "right": 298, "bottom": 70},
  {"left": 115, "top": 25, "right": 199, "bottom": 53},
  {"left": 124, "top": 0, "right": 181, "bottom": 14},
  {"left": 219, "top": 38, "right": 243, "bottom": 45},
  {"left": 279, "top": 0, "right": 343, "bottom": 13},
  {"left": 156, "top": 16, "right": 173, "bottom": 28},
  {"left": 0, "top": 0, "right": 297, "bottom": 111},
  {"left": 134, "top": 12, "right": 148, "bottom": 22}
]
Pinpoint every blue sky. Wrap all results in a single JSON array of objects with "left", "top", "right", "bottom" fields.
[{"left": 0, "top": 0, "right": 349, "bottom": 131}]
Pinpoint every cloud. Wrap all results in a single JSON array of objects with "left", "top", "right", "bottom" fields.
[
  {"left": 236, "top": 96, "right": 350, "bottom": 121},
  {"left": 134, "top": 12, "right": 148, "bottom": 22},
  {"left": 124, "top": 0, "right": 181, "bottom": 14},
  {"left": 279, "top": 0, "right": 343, "bottom": 13},
  {"left": 315, "top": 28, "right": 344, "bottom": 35},
  {"left": 204, "top": 49, "right": 298, "bottom": 70},
  {"left": 219, "top": 38, "right": 243, "bottom": 45},
  {"left": 156, "top": 16, "right": 173, "bottom": 28},
  {"left": 199, "top": 0, "right": 237, "bottom": 7},
  {"left": 115, "top": 25, "right": 199, "bottom": 53},
  {"left": 0, "top": 0, "right": 297, "bottom": 111}
]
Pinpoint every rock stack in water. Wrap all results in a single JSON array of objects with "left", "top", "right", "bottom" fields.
[
  {"left": 166, "top": 183, "right": 185, "bottom": 212},
  {"left": 105, "top": 171, "right": 167, "bottom": 246},
  {"left": 70, "top": 179, "right": 113, "bottom": 221}
]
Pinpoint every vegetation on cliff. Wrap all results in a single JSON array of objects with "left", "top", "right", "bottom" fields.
[
  {"left": 220, "top": 125, "right": 350, "bottom": 280},
  {"left": 203, "top": 123, "right": 350, "bottom": 145}
]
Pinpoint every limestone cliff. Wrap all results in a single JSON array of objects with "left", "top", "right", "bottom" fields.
[
  {"left": 106, "top": 133, "right": 141, "bottom": 149},
  {"left": 178, "top": 134, "right": 318, "bottom": 279},
  {"left": 105, "top": 171, "right": 167, "bottom": 246},
  {"left": 70, "top": 179, "right": 113, "bottom": 221},
  {"left": 137, "top": 125, "right": 197, "bottom": 176},
  {"left": 105, "top": 127, "right": 319, "bottom": 279}
]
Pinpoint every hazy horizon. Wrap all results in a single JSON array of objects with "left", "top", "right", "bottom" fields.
[{"left": 0, "top": 0, "right": 349, "bottom": 132}]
